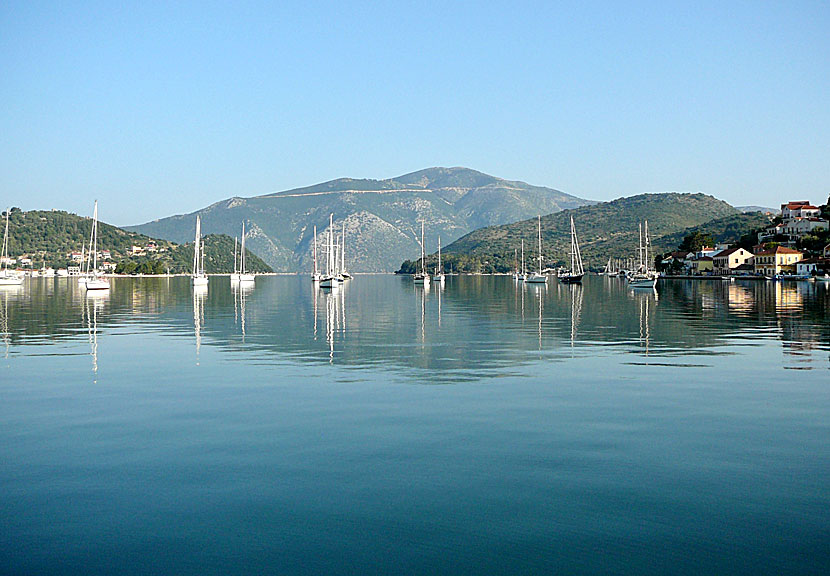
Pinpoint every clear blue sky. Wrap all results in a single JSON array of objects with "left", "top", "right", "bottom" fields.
[{"left": 2, "top": 1, "right": 828, "bottom": 226}]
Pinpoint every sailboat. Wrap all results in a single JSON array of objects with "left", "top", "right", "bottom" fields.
[
  {"left": 433, "top": 237, "right": 445, "bottom": 283},
  {"left": 233, "top": 223, "right": 255, "bottom": 283},
  {"left": 519, "top": 239, "right": 526, "bottom": 282},
  {"left": 340, "top": 221, "right": 352, "bottom": 280},
  {"left": 525, "top": 215, "right": 548, "bottom": 283},
  {"left": 192, "top": 215, "right": 209, "bottom": 287},
  {"left": 628, "top": 220, "right": 659, "bottom": 289},
  {"left": 413, "top": 220, "right": 430, "bottom": 286},
  {"left": 311, "top": 225, "right": 322, "bottom": 282},
  {"left": 83, "top": 201, "right": 110, "bottom": 290},
  {"left": 0, "top": 208, "right": 24, "bottom": 286},
  {"left": 558, "top": 216, "right": 584, "bottom": 284},
  {"left": 320, "top": 214, "right": 339, "bottom": 289}
]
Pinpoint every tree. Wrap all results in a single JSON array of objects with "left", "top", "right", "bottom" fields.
[{"left": 680, "top": 231, "right": 715, "bottom": 252}]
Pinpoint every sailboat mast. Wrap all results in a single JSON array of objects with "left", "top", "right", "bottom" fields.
[
  {"left": 537, "top": 215, "right": 543, "bottom": 274},
  {"left": 313, "top": 225, "right": 319, "bottom": 275},
  {"left": 92, "top": 201, "right": 98, "bottom": 272},
  {"left": 521, "top": 239, "right": 525, "bottom": 275},
  {"left": 421, "top": 220, "right": 426, "bottom": 275},
  {"left": 2, "top": 209, "right": 8, "bottom": 270},
  {"left": 437, "top": 237, "right": 441, "bottom": 273},
  {"left": 341, "top": 222, "right": 346, "bottom": 273},
  {"left": 241, "top": 223, "right": 246, "bottom": 274}
]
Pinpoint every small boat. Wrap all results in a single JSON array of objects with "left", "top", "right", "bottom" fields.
[
  {"left": 525, "top": 215, "right": 548, "bottom": 283},
  {"left": 231, "top": 223, "right": 255, "bottom": 284},
  {"left": 0, "top": 208, "right": 24, "bottom": 286},
  {"left": 320, "top": 214, "right": 340, "bottom": 289},
  {"left": 83, "top": 201, "right": 110, "bottom": 290},
  {"left": 628, "top": 220, "right": 658, "bottom": 289},
  {"left": 433, "top": 237, "right": 445, "bottom": 283},
  {"left": 192, "top": 215, "right": 209, "bottom": 287},
  {"left": 558, "top": 216, "right": 584, "bottom": 284},
  {"left": 414, "top": 220, "right": 430, "bottom": 286}
]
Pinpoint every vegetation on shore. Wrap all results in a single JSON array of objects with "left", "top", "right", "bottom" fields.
[{"left": 2, "top": 208, "right": 272, "bottom": 274}]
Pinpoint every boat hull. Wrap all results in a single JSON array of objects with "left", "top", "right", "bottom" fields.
[
  {"left": 558, "top": 273, "right": 583, "bottom": 284},
  {"left": 192, "top": 276, "right": 209, "bottom": 287},
  {"left": 525, "top": 273, "right": 547, "bottom": 284}
]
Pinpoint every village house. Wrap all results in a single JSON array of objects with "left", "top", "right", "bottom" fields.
[
  {"left": 753, "top": 246, "right": 803, "bottom": 276},
  {"left": 712, "top": 247, "right": 753, "bottom": 275},
  {"left": 781, "top": 201, "right": 820, "bottom": 219},
  {"left": 18, "top": 257, "right": 33, "bottom": 267},
  {"left": 100, "top": 250, "right": 111, "bottom": 260},
  {"left": 130, "top": 245, "right": 145, "bottom": 256},
  {"left": 760, "top": 200, "right": 828, "bottom": 242},
  {"left": 68, "top": 252, "right": 83, "bottom": 262},
  {"left": 690, "top": 256, "right": 714, "bottom": 275}
]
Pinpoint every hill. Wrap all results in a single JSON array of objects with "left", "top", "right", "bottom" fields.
[
  {"left": 127, "top": 167, "right": 592, "bottom": 272},
  {"left": 2, "top": 208, "right": 271, "bottom": 274},
  {"left": 407, "top": 193, "right": 743, "bottom": 273}
]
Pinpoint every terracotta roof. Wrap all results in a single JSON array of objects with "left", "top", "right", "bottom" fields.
[
  {"left": 756, "top": 246, "right": 802, "bottom": 256},
  {"left": 783, "top": 201, "right": 812, "bottom": 209}
]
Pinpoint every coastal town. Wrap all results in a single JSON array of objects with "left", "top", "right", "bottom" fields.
[{"left": 659, "top": 201, "right": 829, "bottom": 279}]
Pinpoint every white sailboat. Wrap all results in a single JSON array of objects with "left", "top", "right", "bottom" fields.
[
  {"left": 558, "top": 216, "right": 584, "bottom": 284},
  {"left": 628, "top": 220, "right": 659, "bottom": 289},
  {"left": 192, "top": 215, "right": 209, "bottom": 287},
  {"left": 311, "top": 225, "right": 322, "bottom": 283},
  {"left": 525, "top": 215, "right": 548, "bottom": 283},
  {"left": 234, "top": 223, "right": 255, "bottom": 283},
  {"left": 83, "top": 201, "right": 110, "bottom": 290},
  {"left": 413, "top": 220, "right": 430, "bottom": 286},
  {"left": 433, "top": 237, "right": 445, "bottom": 283},
  {"left": 0, "top": 208, "right": 24, "bottom": 286},
  {"left": 320, "top": 214, "right": 339, "bottom": 289}
]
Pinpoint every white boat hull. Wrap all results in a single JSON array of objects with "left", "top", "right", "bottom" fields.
[
  {"left": 0, "top": 276, "right": 24, "bottom": 286},
  {"left": 525, "top": 273, "right": 547, "bottom": 283},
  {"left": 84, "top": 278, "right": 110, "bottom": 290},
  {"left": 192, "top": 275, "right": 209, "bottom": 287}
]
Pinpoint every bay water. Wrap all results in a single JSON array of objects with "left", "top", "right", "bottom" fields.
[{"left": 1, "top": 275, "right": 828, "bottom": 574}]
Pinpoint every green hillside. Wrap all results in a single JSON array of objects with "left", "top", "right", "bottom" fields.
[
  {"left": 402, "top": 193, "right": 743, "bottom": 273},
  {"left": 128, "top": 167, "right": 593, "bottom": 272},
  {"left": 2, "top": 208, "right": 271, "bottom": 274}
]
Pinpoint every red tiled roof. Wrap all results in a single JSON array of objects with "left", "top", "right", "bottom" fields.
[{"left": 756, "top": 246, "right": 802, "bottom": 256}]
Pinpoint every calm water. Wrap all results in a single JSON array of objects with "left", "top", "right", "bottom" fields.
[{"left": 1, "top": 275, "right": 828, "bottom": 575}]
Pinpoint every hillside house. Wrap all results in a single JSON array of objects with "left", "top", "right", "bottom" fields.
[{"left": 781, "top": 201, "right": 820, "bottom": 219}]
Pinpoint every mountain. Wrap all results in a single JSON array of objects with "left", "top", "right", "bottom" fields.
[
  {"left": 737, "top": 205, "right": 779, "bottom": 215},
  {"left": 415, "top": 193, "right": 745, "bottom": 273},
  {"left": 2, "top": 208, "right": 271, "bottom": 274},
  {"left": 127, "top": 167, "right": 592, "bottom": 272}
]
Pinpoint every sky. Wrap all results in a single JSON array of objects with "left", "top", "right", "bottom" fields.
[{"left": 1, "top": 1, "right": 828, "bottom": 226}]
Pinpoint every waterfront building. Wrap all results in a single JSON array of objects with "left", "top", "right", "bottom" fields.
[
  {"left": 753, "top": 246, "right": 803, "bottom": 276},
  {"left": 712, "top": 247, "right": 753, "bottom": 275}
]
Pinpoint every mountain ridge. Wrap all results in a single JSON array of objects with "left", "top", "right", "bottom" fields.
[
  {"left": 128, "top": 167, "right": 593, "bottom": 272},
  {"left": 408, "top": 193, "right": 758, "bottom": 273}
]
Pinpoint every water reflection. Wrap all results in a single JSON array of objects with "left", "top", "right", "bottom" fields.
[
  {"left": 84, "top": 290, "right": 108, "bottom": 376},
  {"left": 0, "top": 276, "right": 828, "bottom": 375},
  {"left": 193, "top": 285, "right": 207, "bottom": 362}
]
